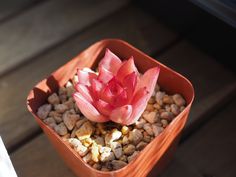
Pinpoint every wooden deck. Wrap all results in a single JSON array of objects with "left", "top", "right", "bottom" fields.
[{"left": 0, "top": 0, "right": 235, "bottom": 176}]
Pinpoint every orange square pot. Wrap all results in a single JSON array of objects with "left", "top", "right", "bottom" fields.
[{"left": 27, "top": 39, "right": 194, "bottom": 177}]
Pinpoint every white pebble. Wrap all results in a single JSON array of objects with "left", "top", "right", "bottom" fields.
[
  {"left": 68, "top": 138, "right": 88, "bottom": 156},
  {"left": 105, "top": 129, "right": 122, "bottom": 145}
]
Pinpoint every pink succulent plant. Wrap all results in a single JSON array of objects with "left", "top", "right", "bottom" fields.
[{"left": 73, "top": 49, "right": 160, "bottom": 125}]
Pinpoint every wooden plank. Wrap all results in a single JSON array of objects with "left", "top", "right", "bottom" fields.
[
  {"left": 174, "top": 99, "right": 236, "bottom": 177},
  {"left": 0, "top": 0, "right": 42, "bottom": 22},
  {"left": 156, "top": 40, "right": 236, "bottom": 133},
  {"left": 11, "top": 134, "right": 76, "bottom": 177},
  {"left": 157, "top": 157, "right": 202, "bottom": 177},
  {"left": 0, "top": 0, "right": 129, "bottom": 76},
  {"left": 0, "top": 6, "right": 178, "bottom": 150}
]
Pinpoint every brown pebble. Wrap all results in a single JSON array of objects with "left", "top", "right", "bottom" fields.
[
  {"left": 127, "top": 151, "right": 139, "bottom": 163},
  {"left": 111, "top": 160, "right": 127, "bottom": 170},
  {"left": 172, "top": 94, "right": 186, "bottom": 107},
  {"left": 170, "top": 104, "right": 180, "bottom": 115},
  {"left": 123, "top": 144, "right": 135, "bottom": 155},
  {"left": 54, "top": 104, "right": 69, "bottom": 114},
  {"left": 160, "top": 112, "right": 174, "bottom": 121},
  {"left": 48, "top": 93, "right": 60, "bottom": 105},
  {"left": 54, "top": 122, "right": 68, "bottom": 136},
  {"left": 37, "top": 104, "right": 52, "bottom": 119},
  {"left": 136, "top": 141, "right": 148, "bottom": 150}
]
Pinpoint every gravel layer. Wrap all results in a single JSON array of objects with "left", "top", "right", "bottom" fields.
[{"left": 37, "top": 75, "right": 186, "bottom": 171}]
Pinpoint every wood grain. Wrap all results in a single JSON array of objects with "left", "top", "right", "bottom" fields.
[
  {"left": 0, "top": 0, "right": 129, "bottom": 76},
  {"left": 174, "top": 99, "right": 236, "bottom": 177},
  {"left": 156, "top": 40, "right": 236, "bottom": 134},
  {"left": 11, "top": 134, "right": 76, "bottom": 177},
  {"left": 0, "top": 6, "right": 177, "bottom": 150},
  {"left": 0, "top": 0, "right": 43, "bottom": 22}
]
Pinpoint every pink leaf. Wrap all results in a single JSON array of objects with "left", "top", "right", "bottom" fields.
[
  {"left": 116, "top": 57, "right": 139, "bottom": 82},
  {"left": 122, "top": 72, "right": 137, "bottom": 101},
  {"left": 127, "top": 87, "right": 149, "bottom": 125},
  {"left": 135, "top": 67, "right": 160, "bottom": 94},
  {"left": 73, "top": 93, "right": 109, "bottom": 122},
  {"left": 110, "top": 105, "right": 132, "bottom": 124},
  {"left": 95, "top": 99, "right": 114, "bottom": 117},
  {"left": 97, "top": 66, "right": 114, "bottom": 84},
  {"left": 77, "top": 68, "right": 97, "bottom": 86},
  {"left": 75, "top": 84, "right": 93, "bottom": 103},
  {"left": 99, "top": 49, "right": 122, "bottom": 74}
]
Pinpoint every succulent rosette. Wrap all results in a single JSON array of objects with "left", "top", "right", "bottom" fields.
[{"left": 73, "top": 49, "right": 160, "bottom": 125}]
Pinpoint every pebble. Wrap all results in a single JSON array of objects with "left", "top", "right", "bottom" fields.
[
  {"left": 37, "top": 104, "right": 52, "bottom": 119},
  {"left": 91, "top": 143, "right": 99, "bottom": 162},
  {"left": 76, "top": 118, "right": 87, "bottom": 128},
  {"left": 161, "top": 119, "right": 169, "bottom": 128},
  {"left": 54, "top": 122, "right": 68, "bottom": 136},
  {"left": 162, "top": 95, "right": 174, "bottom": 104},
  {"left": 49, "top": 111, "right": 63, "bottom": 123},
  {"left": 48, "top": 93, "right": 60, "bottom": 105},
  {"left": 160, "top": 112, "right": 174, "bottom": 121},
  {"left": 66, "top": 81, "right": 75, "bottom": 97},
  {"left": 128, "top": 129, "right": 143, "bottom": 145},
  {"left": 38, "top": 77, "right": 187, "bottom": 171},
  {"left": 143, "top": 111, "right": 158, "bottom": 124},
  {"left": 119, "top": 155, "right": 127, "bottom": 162},
  {"left": 152, "top": 124, "right": 164, "bottom": 137},
  {"left": 81, "top": 138, "right": 93, "bottom": 147},
  {"left": 172, "top": 94, "right": 186, "bottom": 107},
  {"left": 145, "top": 104, "right": 155, "bottom": 112},
  {"left": 127, "top": 151, "right": 139, "bottom": 163},
  {"left": 155, "top": 91, "right": 165, "bottom": 105},
  {"left": 70, "top": 127, "right": 78, "bottom": 138},
  {"left": 43, "top": 117, "right": 56, "bottom": 129},
  {"left": 83, "top": 153, "right": 92, "bottom": 163},
  {"left": 68, "top": 138, "right": 88, "bottom": 156},
  {"left": 62, "top": 111, "right": 80, "bottom": 130},
  {"left": 64, "top": 98, "right": 74, "bottom": 109},
  {"left": 135, "top": 118, "right": 146, "bottom": 129},
  {"left": 110, "top": 142, "right": 123, "bottom": 159},
  {"left": 143, "top": 123, "right": 154, "bottom": 136},
  {"left": 92, "top": 163, "right": 102, "bottom": 170},
  {"left": 100, "top": 150, "right": 115, "bottom": 162},
  {"left": 54, "top": 104, "right": 69, "bottom": 114},
  {"left": 123, "top": 144, "right": 135, "bottom": 155},
  {"left": 170, "top": 104, "right": 180, "bottom": 115},
  {"left": 94, "top": 136, "right": 105, "bottom": 146},
  {"left": 136, "top": 141, "right": 148, "bottom": 151},
  {"left": 105, "top": 129, "right": 122, "bottom": 145},
  {"left": 122, "top": 135, "right": 129, "bottom": 145},
  {"left": 76, "top": 121, "right": 94, "bottom": 140},
  {"left": 121, "top": 126, "right": 129, "bottom": 135},
  {"left": 111, "top": 160, "right": 127, "bottom": 170}
]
